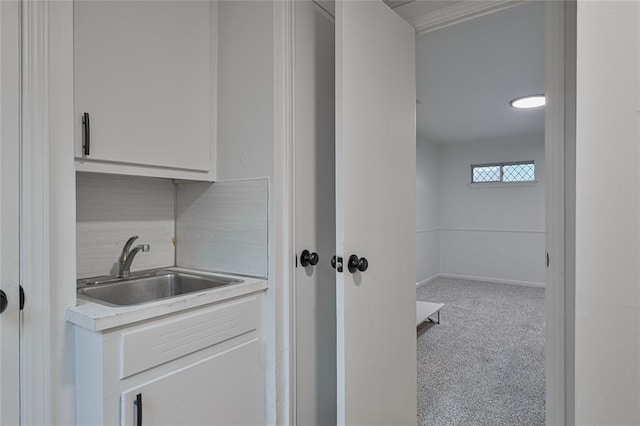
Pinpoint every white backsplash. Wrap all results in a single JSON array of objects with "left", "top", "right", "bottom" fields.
[
  {"left": 76, "top": 173, "right": 175, "bottom": 278},
  {"left": 176, "top": 179, "right": 268, "bottom": 278}
]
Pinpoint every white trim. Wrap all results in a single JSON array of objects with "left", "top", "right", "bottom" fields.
[
  {"left": 544, "top": 1, "right": 575, "bottom": 424},
  {"left": 439, "top": 227, "right": 545, "bottom": 234},
  {"left": 437, "top": 273, "right": 545, "bottom": 288},
  {"left": 410, "top": 0, "right": 527, "bottom": 37},
  {"left": 467, "top": 181, "right": 538, "bottom": 188},
  {"left": 20, "top": 0, "right": 53, "bottom": 423},
  {"left": 21, "top": 1, "right": 77, "bottom": 424},
  {"left": 415, "top": 228, "right": 438, "bottom": 234},
  {"left": 48, "top": 0, "right": 77, "bottom": 421},
  {"left": 75, "top": 160, "right": 215, "bottom": 182},
  {"left": 419, "top": 228, "right": 544, "bottom": 234},
  {"left": 209, "top": 1, "right": 218, "bottom": 181},
  {"left": 312, "top": 0, "right": 334, "bottom": 19},
  {"left": 416, "top": 274, "right": 440, "bottom": 288},
  {"left": 273, "top": 1, "right": 295, "bottom": 424},
  {"left": 0, "top": 1, "right": 22, "bottom": 424},
  {"left": 174, "top": 176, "right": 271, "bottom": 185}
]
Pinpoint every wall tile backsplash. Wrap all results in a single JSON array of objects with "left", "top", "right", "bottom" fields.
[
  {"left": 176, "top": 179, "right": 268, "bottom": 278},
  {"left": 76, "top": 173, "right": 175, "bottom": 278}
]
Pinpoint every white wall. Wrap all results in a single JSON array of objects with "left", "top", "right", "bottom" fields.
[
  {"left": 416, "top": 138, "right": 439, "bottom": 284},
  {"left": 574, "top": 2, "right": 640, "bottom": 423},
  {"left": 216, "top": 1, "right": 274, "bottom": 181},
  {"left": 176, "top": 179, "right": 269, "bottom": 278},
  {"left": 76, "top": 173, "right": 175, "bottom": 278},
  {"left": 434, "top": 133, "right": 545, "bottom": 286},
  {"left": 216, "top": 2, "right": 277, "bottom": 422}
]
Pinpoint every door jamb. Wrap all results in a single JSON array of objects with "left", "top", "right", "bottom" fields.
[
  {"left": 274, "top": 1, "right": 296, "bottom": 424},
  {"left": 0, "top": 1, "right": 22, "bottom": 423},
  {"left": 545, "top": 2, "right": 576, "bottom": 424},
  {"left": 20, "top": 1, "right": 77, "bottom": 424}
]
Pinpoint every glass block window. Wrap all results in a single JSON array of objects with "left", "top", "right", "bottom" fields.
[{"left": 471, "top": 161, "right": 535, "bottom": 183}]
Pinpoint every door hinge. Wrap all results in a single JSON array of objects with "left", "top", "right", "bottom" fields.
[
  {"left": 546, "top": 252, "right": 550, "bottom": 268},
  {"left": 295, "top": 255, "right": 298, "bottom": 268},
  {"left": 19, "top": 286, "right": 24, "bottom": 310}
]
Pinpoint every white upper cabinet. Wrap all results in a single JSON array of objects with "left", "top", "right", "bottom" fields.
[{"left": 74, "top": 1, "right": 216, "bottom": 179}]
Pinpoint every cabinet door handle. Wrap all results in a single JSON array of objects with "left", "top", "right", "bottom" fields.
[
  {"left": 82, "top": 112, "right": 90, "bottom": 156},
  {"left": 134, "top": 393, "right": 142, "bottom": 426}
]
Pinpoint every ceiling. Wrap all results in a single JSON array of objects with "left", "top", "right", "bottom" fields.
[{"left": 394, "top": 1, "right": 545, "bottom": 144}]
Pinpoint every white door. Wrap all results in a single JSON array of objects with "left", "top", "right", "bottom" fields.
[
  {"left": 294, "top": 2, "right": 337, "bottom": 425},
  {"left": 335, "top": 1, "right": 416, "bottom": 424},
  {"left": 0, "top": 0, "right": 22, "bottom": 424}
]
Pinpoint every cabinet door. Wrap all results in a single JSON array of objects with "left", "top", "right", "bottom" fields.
[
  {"left": 74, "top": 1, "right": 212, "bottom": 171},
  {"left": 121, "top": 340, "right": 263, "bottom": 426},
  {"left": 335, "top": 1, "right": 416, "bottom": 424}
]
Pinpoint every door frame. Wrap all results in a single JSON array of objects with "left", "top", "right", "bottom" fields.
[
  {"left": 544, "top": 2, "right": 576, "bottom": 424},
  {"left": 273, "top": 1, "right": 297, "bottom": 423},
  {"left": 273, "top": 0, "right": 576, "bottom": 425},
  {"left": 0, "top": 1, "right": 22, "bottom": 423},
  {"left": 20, "top": 0, "right": 77, "bottom": 424}
]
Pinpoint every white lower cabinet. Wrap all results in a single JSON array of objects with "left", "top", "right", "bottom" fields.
[
  {"left": 75, "top": 293, "right": 265, "bottom": 425},
  {"left": 121, "top": 340, "right": 261, "bottom": 426}
]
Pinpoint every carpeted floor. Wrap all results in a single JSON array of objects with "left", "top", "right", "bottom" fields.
[{"left": 416, "top": 277, "right": 545, "bottom": 426}]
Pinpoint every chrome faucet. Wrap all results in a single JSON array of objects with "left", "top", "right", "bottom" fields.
[{"left": 118, "top": 236, "right": 150, "bottom": 278}]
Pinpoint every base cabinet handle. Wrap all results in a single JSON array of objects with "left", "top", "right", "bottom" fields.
[{"left": 134, "top": 393, "right": 142, "bottom": 426}]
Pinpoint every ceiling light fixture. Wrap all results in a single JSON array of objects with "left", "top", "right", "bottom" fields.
[{"left": 510, "top": 94, "right": 545, "bottom": 109}]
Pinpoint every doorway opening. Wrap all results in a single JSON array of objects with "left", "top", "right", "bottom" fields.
[
  {"left": 402, "top": 2, "right": 548, "bottom": 423},
  {"left": 284, "top": 0, "right": 573, "bottom": 424}
]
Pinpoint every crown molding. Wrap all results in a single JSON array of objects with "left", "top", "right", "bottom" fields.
[
  {"left": 410, "top": 0, "right": 527, "bottom": 37},
  {"left": 313, "top": 0, "right": 335, "bottom": 18}
]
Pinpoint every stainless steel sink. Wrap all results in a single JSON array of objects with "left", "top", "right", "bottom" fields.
[{"left": 77, "top": 270, "right": 244, "bottom": 307}]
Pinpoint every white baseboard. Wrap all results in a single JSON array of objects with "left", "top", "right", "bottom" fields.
[
  {"left": 437, "top": 273, "right": 545, "bottom": 288},
  {"left": 416, "top": 274, "right": 440, "bottom": 288}
]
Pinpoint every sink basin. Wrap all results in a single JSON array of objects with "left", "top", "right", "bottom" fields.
[{"left": 77, "top": 271, "right": 243, "bottom": 306}]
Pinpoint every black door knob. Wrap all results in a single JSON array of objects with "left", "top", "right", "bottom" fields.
[
  {"left": 0, "top": 290, "right": 7, "bottom": 314},
  {"left": 348, "top": 254, "right": 369, "bottom": 273},
  {"left": 300, "top": 250, "right": 319, "bottom": 267}
]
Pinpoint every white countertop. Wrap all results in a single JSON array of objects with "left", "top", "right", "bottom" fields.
[{"left": 65, "top": 268, "right": 268, "bottom": 332}]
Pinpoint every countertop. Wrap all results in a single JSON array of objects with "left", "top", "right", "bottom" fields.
[{"left": 65, "top": 268, "right": 268, "bottom": 332}]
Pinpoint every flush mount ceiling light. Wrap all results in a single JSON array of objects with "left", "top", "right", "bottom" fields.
[{"left": 510, "top": 94, "right": 545, "bottom": 109}]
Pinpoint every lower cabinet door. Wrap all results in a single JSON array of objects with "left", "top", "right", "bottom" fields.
[{"left": 121, "top": 340, "right": 262, "bottom": 425}]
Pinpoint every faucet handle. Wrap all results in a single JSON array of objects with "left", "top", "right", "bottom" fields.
[{"left": 121, "top": 236, "right": 139, "bottom": 258}]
